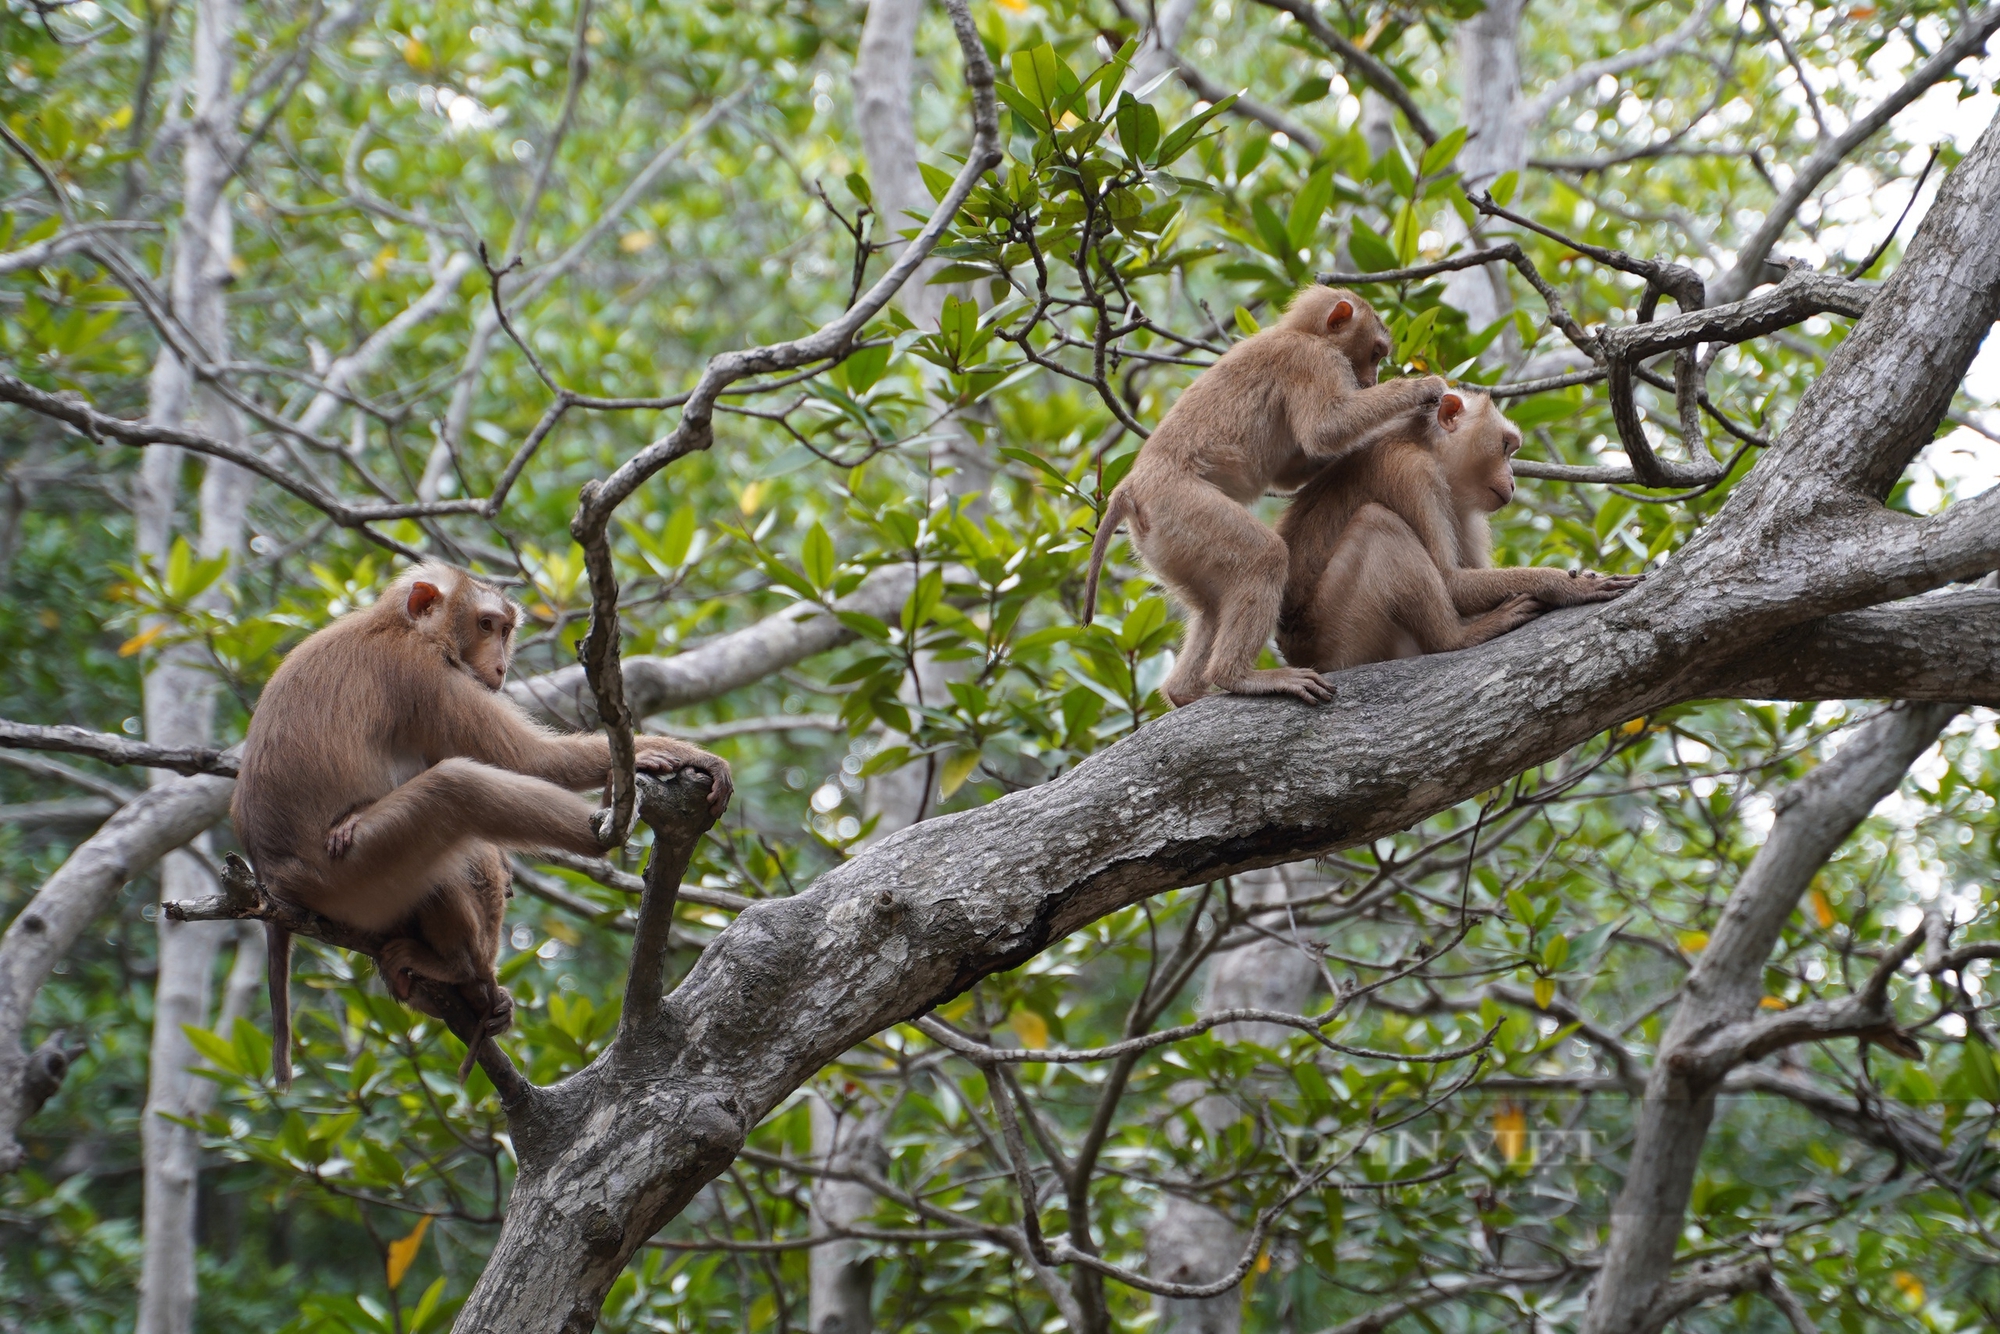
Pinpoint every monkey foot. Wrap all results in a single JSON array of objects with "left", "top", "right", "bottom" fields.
[
  {"left": 1219, "top": 667, "right": 1336, "bottom": 704},
  {"left": 325, "top": 812, "right": 361, "bottom": 861},
  {"left": 376, "top": 939, "right": 423, "bottom": 1002}
]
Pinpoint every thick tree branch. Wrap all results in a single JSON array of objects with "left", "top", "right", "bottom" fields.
[
  {"left": 506, "top": 564, "right": 916, "bottom": 728},
  {"left": 0, "top": 772, "right": 234, "bottom": 1171}
]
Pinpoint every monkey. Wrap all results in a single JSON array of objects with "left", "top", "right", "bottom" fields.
[
  {"left": 1080, "top": 286, "right": 1448, "bottom": 707},
  {"left": 231, "top": 562, "right": 731, "bottom": 1084},
  {"left": 1275, "top": 390, "right": 1641, "bottom": 672}
]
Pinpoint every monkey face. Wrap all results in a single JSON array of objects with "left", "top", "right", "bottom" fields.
[
  {"left": 1437, "top": 393, "right": 1522, "bottom": 512},
  {"left": 1321, "top": 291, "right": 1391, "bottom": 387},
  {"left": 458, "top": 590, "right": 519, "bottom": 691},
  {"left": 404, "top": 570, "right": 520, "bottom": 691}
]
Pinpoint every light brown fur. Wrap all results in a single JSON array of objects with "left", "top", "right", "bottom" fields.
[
  {"left": 1276, "top": 392, "right": 1640, "bottom": 671},
  {"left": 231, "top": 562, "right": 731, "bottom": 1083},
  {"left": 1082, "top": 286, "right": 1447, "bottom": 706}
]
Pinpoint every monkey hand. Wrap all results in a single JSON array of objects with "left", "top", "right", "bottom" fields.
[
  {"left": 1411, "top": 374, "right": 1450, "bottom": 407},
  {"left": 462, "top": 980, "right": 514, "bottom": 1037},
  {"left": 376, "top": 939, "right": 423, "bottom": 1002},
  {"left": 633, "top": 739, "right": 733, "bottom": 816},
  {"left": 1547, "top": 569, "right": 1645, "bottom": 606}
]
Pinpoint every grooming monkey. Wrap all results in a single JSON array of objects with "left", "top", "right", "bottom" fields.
[
  {"left": 1081, "top": 286, "right": 1446, "bottom": 706},
  {"left": 232, "top": 563, "right": 732, "bottom": 1083},
  {"left": 1276, "top": 391, "right": 1640, "bottom": 671}
]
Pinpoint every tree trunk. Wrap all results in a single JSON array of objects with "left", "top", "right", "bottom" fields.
[
  {"left": 135, "top": 3, "right": 251, "bottom": 1331},
  {"left": 808, "top": 1094, "right": 888, "bottom": 1334},
  {"left": 1439, "top": 0, "right": 1526, "bottom": 331},
  {"left": 1151, "top": 867, "right": 1320, "bottom": 1333},
  {"left": 1580, "top": 703, "right": 1957, "bottom": 1334}
]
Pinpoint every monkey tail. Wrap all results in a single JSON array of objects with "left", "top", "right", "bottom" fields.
[
  {"left": 265, "top": 921, "right": 293, "bottom": 1089},
  {"left": 1082, "top": 487, "right": 1136, "bottom": 625}
]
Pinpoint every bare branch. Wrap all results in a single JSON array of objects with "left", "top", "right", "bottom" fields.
[
  {"left": 1521, "top": 0, "right": 1724, "bottom": 126},
  {"left": 1713, "top": 2, "right": 2000, "bottom": 303},
  {"left": 0, "top": 221, "right": 159, "bottom": 277},
  {"left": 0, "top": 719, "right": 239, "bottom": 778},
  {"left": 1250, "top": 0, "right": 1438, "bottom": 145}
]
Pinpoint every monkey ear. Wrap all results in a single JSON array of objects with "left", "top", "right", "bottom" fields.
[
  {"left": 406, "top": 581, "right": 443, "bottom": 618},
  {"left": 1325, "top": 299, "right": 1354, "bottom": 330},
  {"left": 1437, "top": 393, "right": 1466, "bottom": 430}
]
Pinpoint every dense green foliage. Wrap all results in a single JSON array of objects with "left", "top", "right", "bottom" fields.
[{"left": 2, "top": 0, "right": 1996, "bottom": 1330}]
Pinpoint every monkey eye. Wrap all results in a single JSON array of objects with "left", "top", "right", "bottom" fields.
[{"left": 479, "top": 617, "right": 496, "bottom": 633}]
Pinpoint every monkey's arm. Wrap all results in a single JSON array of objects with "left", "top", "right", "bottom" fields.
[
  {"left": 1294, "top": 376, "right": 1447, "bottom": 459},
  {"left": 424, "top": 676, "right": 732, "bottom": 811},
  {"left": 1446, "top": 567, "right": 1642, "bottom": 615}
]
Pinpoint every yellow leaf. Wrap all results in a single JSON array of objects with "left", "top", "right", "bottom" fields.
[
  {"left": 402, "top": 36, "right": 431, "bottom": 71},
  {"left": 118, "top": 623, "right": 166, "bottom": 657},
  {"left": 386, "top": 1215, "right": 431, "bottom": 1289},
  {"left": 938, "top": 749, "right": 981, "bottom": 799},
  {"left": 1009, "top": 1009, "right": 1049, "bottom": 1050},
  {"left": 543, "top": 916, "right": 580, "bottom": 946},
  {"left": 1254, "top": 1246, "right": 1271, "bottom": 1274},
  {"left": 36, "top": 609, "right": 59, "bottom": 629},
  {"left": 368, "top": 244, "right": 397, "bottom": 280},
  {"left": 1620, "top": 717, "right": 1647, "bottom": 735},
  {"left": 1493, "top": 1104, "right": 1529, "bottom": 1165},
  {"left": 1532, "top": 977, "right": 1557, "bottom": 1008},
  {"left": 1678, "top": 930, "right": 1709, "bottom": 954},
  {"left": 738, "top": 481, "right": 764, "bottom": 515},
  {"left": 1809, "top": 888, "right": 1835, "bottom": 928},
  {"left": 1891, "top": 1271, "right": 1924, "bottom": 1304},
  {"left": 618, "top": 230, "right": 656, "bottom": 253},
  {"left": 1759, "top": 995, "right": 1788, "bottom": 1010},
  {"left": 994, "top": 0, "right": 1029, "bottom": 10},
  {"left": 104, "top": 105, "right": 133, "bottom": 131}
]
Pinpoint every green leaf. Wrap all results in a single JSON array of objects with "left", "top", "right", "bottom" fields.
[
  {"left": 1114, "top": 93, "right": 1161, "bottom": 165},
  {"left": 1347, "top": 219, "right": 1399, "bottom": 273},
  {"left": 183, "top": 1025, "right": 248, "bottom": 1077},
  {"left": 1540, "top": 934, "right": 1570, "bottom": 971},
  {"left": 1234, "top": 305, "right": 1261, "bottom": 336},
  {"left": 1155, "top": 94, "right": 1236, "bottom": 167},
  {"left": 1489, "top": 169, "right": 1519, "bottom": 207},
  {"left": 1392, "top": 202, "right": 1421, "bottom": 266},
  {"left": 1419, "top": 125, "right": 1469, "bottom": 178},
  {"left": 918, "top": 160, "right": 957, "bottom": 204},
  {"left": 844, "top": 171, "right": 873, "bottom": 206},
  {"left": 1116, "top": 596, "right": 1168, "bottom": 653},
  {"left": 841, "top": 342, "right": 891, "bottom": 393},
  {"left": 1287, "top": 166, "right": 1334, "bottom": 252},
  {"left": 1962, "top": 1040, "right": 2000, "bottom": 1104},
  {"left": 938, "top": 749, "right": 982, "bottom": 799},
  {"left": 801, "top": 523, "right": 836, "bottom": 591},
  {"left": 994, "top": 80, "right": 1051, "bottom": 132},
  {"left": 659, "top": 504, "right": 697, "bottom": 569}
]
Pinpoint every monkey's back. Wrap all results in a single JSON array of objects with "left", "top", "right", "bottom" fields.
[
  {"left": 232, "top": 609, "right": 433, "bottom": 887},
  {"left": 1277, "top": 432, "right": 1447, "bottom": 620},
  {"left": 1131, "top": 328, "right": 1339, "bottom": 502}
]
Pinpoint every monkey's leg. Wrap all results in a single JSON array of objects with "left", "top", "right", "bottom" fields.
[
  {"left": 323, "top": 760, "right": 603, "bottom": 933},
  {"left": 1185, "top": 509, "right": 1333, "bottom": 704},
  {"left": 1340, "top": 511, "right": 1544, "bottom": 653},
  {"left": 1159, "top": 604, "right": 1217, "bottom": 707}
]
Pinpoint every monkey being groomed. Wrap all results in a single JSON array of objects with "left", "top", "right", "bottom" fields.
[
  {"left": 1082, "top": 286, "right": 1447, "bottom": 707},
  {"left": 231, "top": 562, "right": 732, "bottom": 1084},
  {"left": 1276, "top": 390, "right": 1641, "bottom": 672}
]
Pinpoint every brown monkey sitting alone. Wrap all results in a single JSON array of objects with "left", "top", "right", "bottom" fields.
[
  {"left": 232, "top": 562, "right": 732, "bottom": 1083},
  {"left": 1082, "top": 286, "right": 1447, "bottom": 706},
  {"left": 1276, "top": 391, "right": 1641, "bottom": 671}
]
